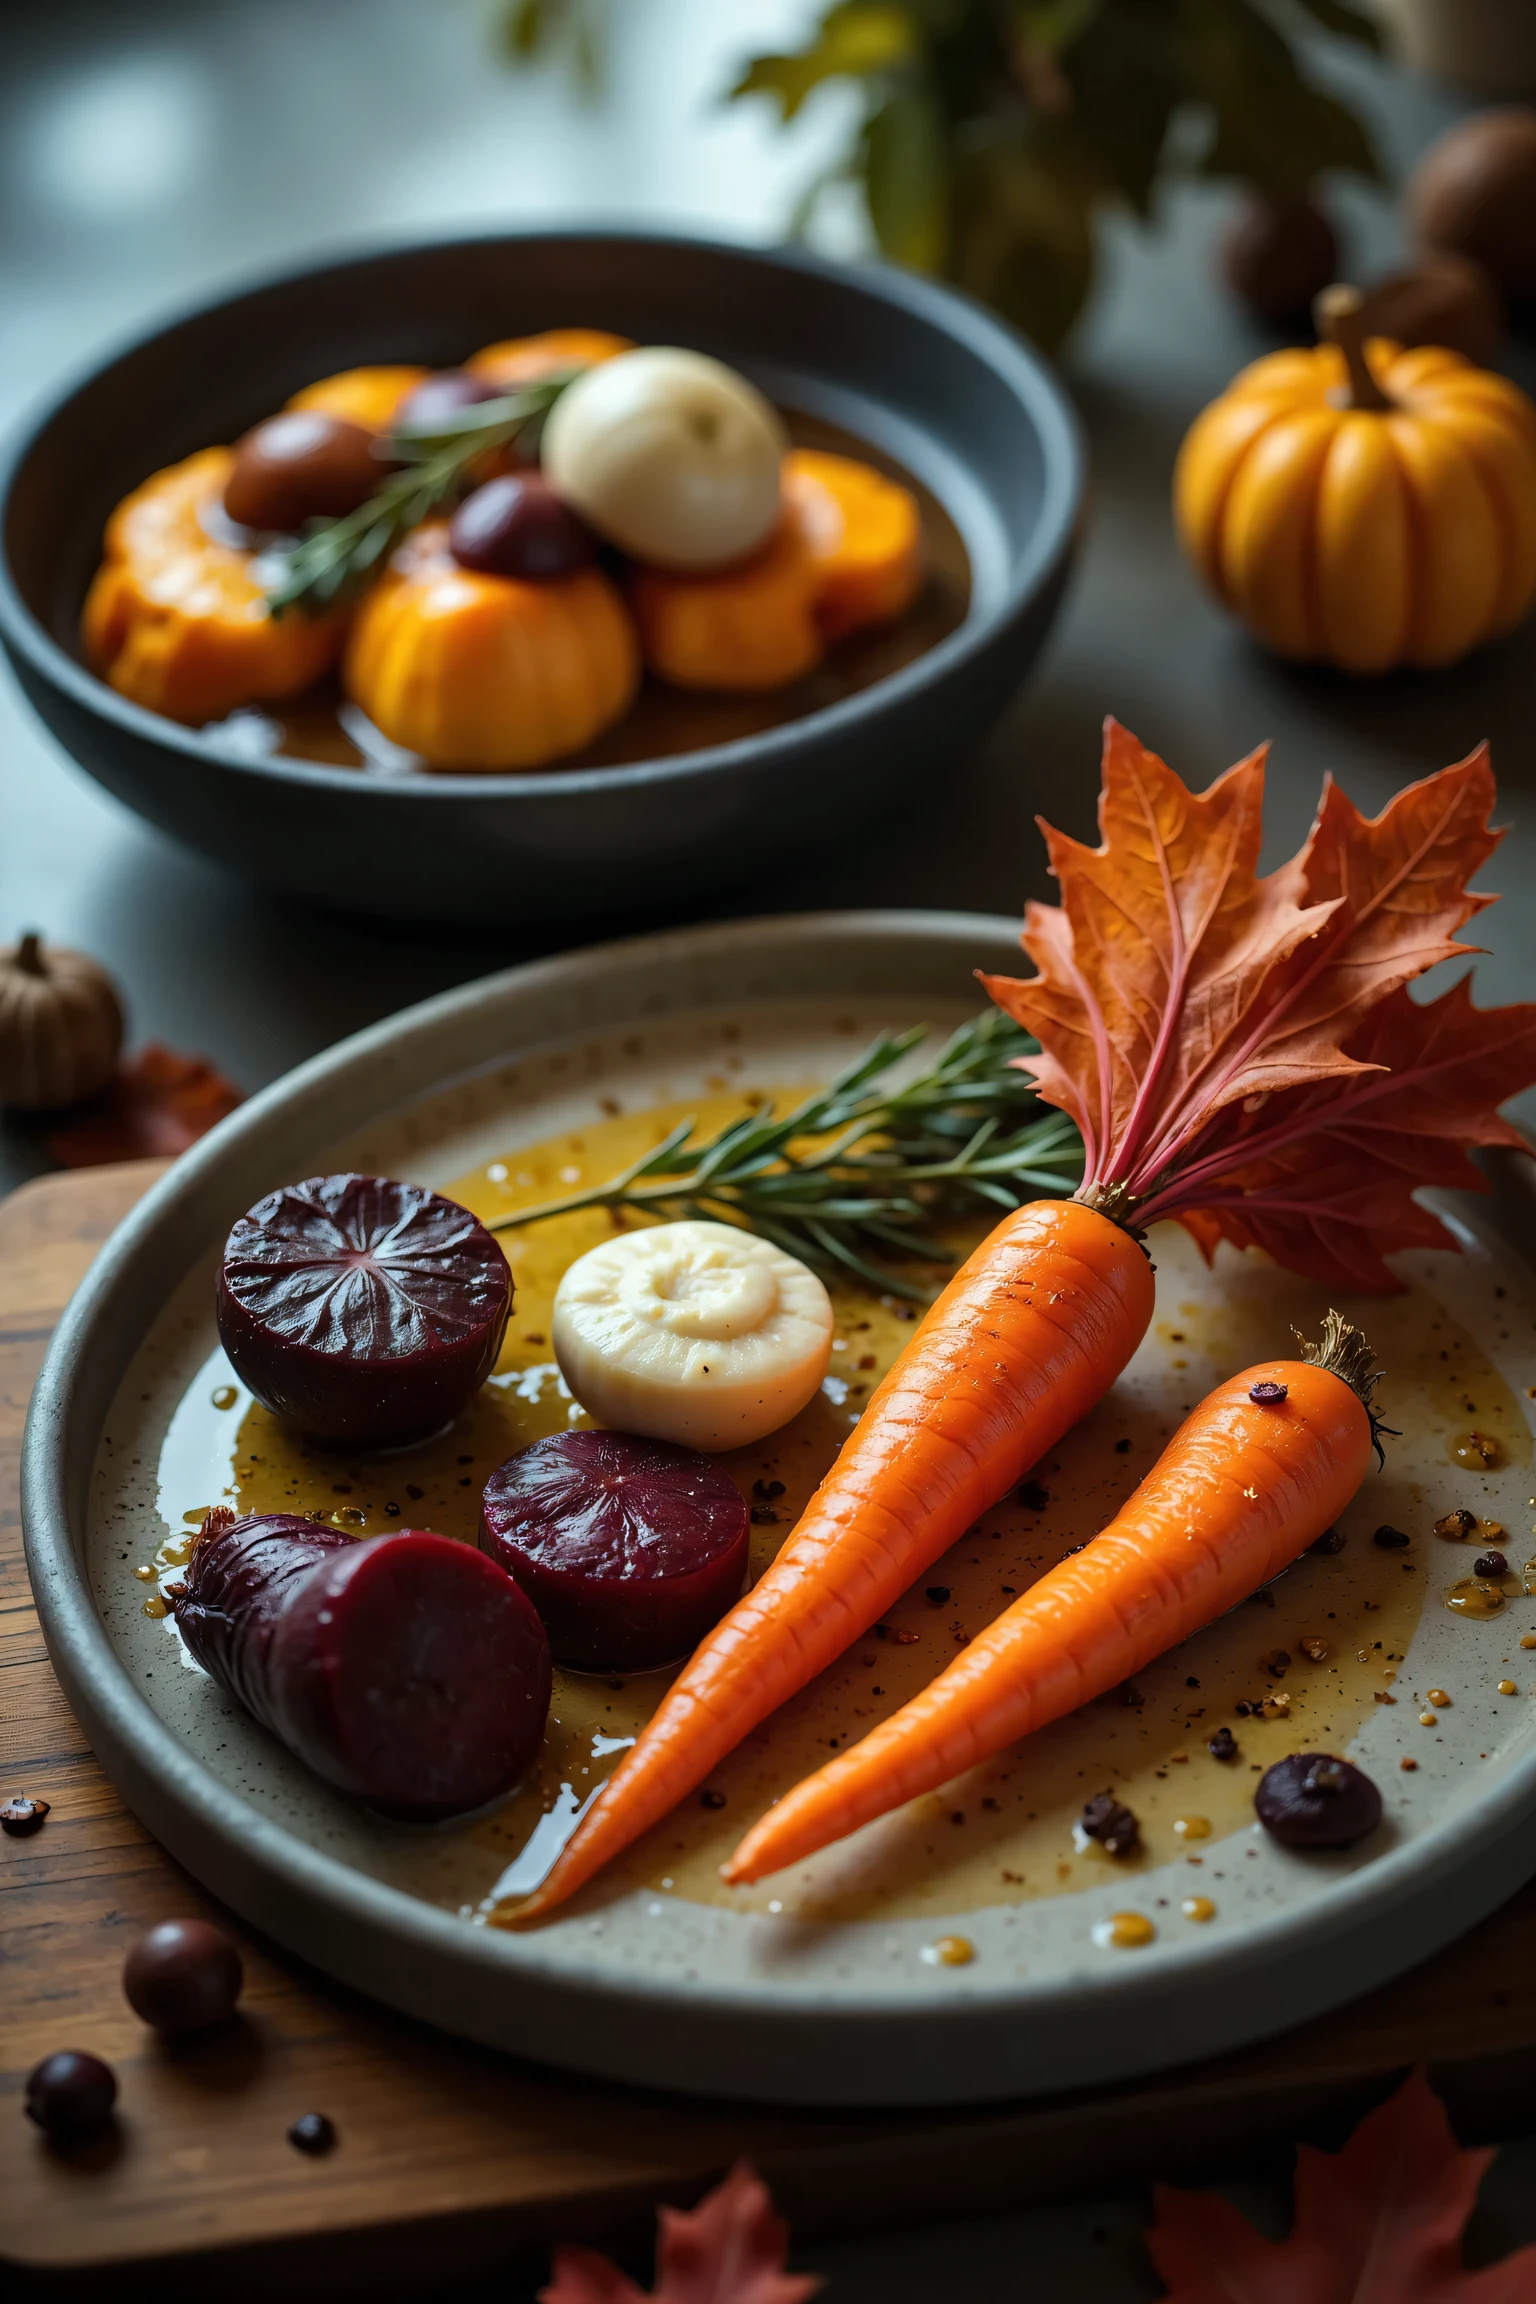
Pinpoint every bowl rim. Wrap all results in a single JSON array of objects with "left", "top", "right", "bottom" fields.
[
  {"left": 21, "top": 908, "right": 1536, "bottom": 2104},
  {"left": 0, "top": 222, "right": 1084, "bottom": 803}
]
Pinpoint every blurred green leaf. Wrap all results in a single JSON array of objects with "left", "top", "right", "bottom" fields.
[
  {"left": 862, "top": 82, "right": 948, "bottom": 267},
  {"left": 1184, "top": 0, "right": 1382, "bottom": 198},
  {"left": 1283, "top": 0, "right": 1381, "bottom": 48},
  {"left": 1009, "top": 0, "right": 1104, "bottom": 57},
  {"left": 1061, "top": 0, "right": 1183, "bottom": 215},
  {"left": 731, "top": 3, "right": 920, "bottom": 121},
  {"left": 951, "top": 129, "right": 1098, "bottom": 349}
]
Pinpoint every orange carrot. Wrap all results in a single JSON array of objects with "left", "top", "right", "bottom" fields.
[
  {"left": 503, "top": 1200, "right": 1155, "bottom": 1920},
  {"left": 723, "top": 1317, "right": 1377, "bottom": 1885}
]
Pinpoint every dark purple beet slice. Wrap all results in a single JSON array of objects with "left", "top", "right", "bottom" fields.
[
  {"left": 173, "top": 1508, "right": 550, "bottom": 1816},
  {"left": 217, "top": 1173, "right": 511, "bottom": 1447},
  {"left": 479, "top": 1429, "right": 750, "bottom": 1672}
]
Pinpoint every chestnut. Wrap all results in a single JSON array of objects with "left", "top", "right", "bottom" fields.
[{"left": 223, "top": 412, "right": 381, "bottom": 533}]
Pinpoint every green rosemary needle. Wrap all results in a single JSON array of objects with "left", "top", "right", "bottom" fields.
[
  {"left": 488, "top": 1009, "right": 1084, "bottom": 1299},
  {"left": 263, "top": 376, "right": 573, "bottom": 618}
]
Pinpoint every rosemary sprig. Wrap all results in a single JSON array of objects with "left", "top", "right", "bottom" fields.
[
  {"left": 263, "top": 377, "right": 573, "bottom": 618},
  {"left": 488, "top": 1010, "right": 1084, "bottom": 1300}
]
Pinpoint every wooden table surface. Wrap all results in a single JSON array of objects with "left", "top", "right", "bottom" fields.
[{"left": 5, "top": 1160, "right": 1536, "bottom": 2300}]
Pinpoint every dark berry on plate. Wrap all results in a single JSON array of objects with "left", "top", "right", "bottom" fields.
[
  {"left": 480, "top": 1428, "right": 749, "bottom": 1672},
  {"left": 1255, "top": 1752, "right": 1381, "bottom": 1850},
  {"left": 25, "top": 2051, "right": 116, "bottom": 2144},
  {"left": 217, "top": 1173, "right": 511, "bottom": 1448},
  {"left": 123, "top": 1918, "right": 243, "bottom": 2033},
  {"left": 288, "top": 2111, "right": 337, "bottom": 2155},
  {"left": 223, "top": 413, "right": 381, "bottom": 532},
  {"left": 1079, "top": 1792, "right": 1140, "bottom": 1858},
  {"left": 173, "top": 1510, "right": 550, "bottom": 1816},
  {"left": 394, "top": 369, "right": 506, "bottom": 431},
  {"left": 449, "top": 475, "right": 596, "bottom": 580}
]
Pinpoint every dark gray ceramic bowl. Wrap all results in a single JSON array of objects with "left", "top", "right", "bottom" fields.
[{"left": 0, "top": 229, "right": 1082, "bottom": 925}]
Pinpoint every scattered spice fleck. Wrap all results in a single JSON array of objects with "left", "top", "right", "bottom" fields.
[
  {"left": 1079, "top": 1792, "right": 1140, "bottom": 1857},
  {"left": 1475, "top": 1551, "right": 1509, "bottom": 1579},
  {"left": 1400, "top": 1757, "right": 1418, "bottom": 1772},
  {"left": 1373, "top": 1525, "right": 1411, "bottom": 1550},
  {"left": 700, "top": 1790, "right": 727, "bottom": 1810},
  {"left": 925, "top": 1586, "right": 951, "bottom": 1605},
  {"left": 1208, "top": 1726, "right": 1239, "bottom": 1762},
  {"left": 1435, "top": 1509, "right": 1479, "bottom": 1542},
  {"left": 1298, "top": 1637, "right": 1329, "bottom": 1661}
]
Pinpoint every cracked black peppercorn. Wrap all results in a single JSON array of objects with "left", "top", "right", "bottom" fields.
[
  {"left": 1255, "top": 1752, "right": 1382, "bottom": 1850},
  {"left": 1079, "top": 1791, "right": 1140, "bottom": 1857},
  {"left": 1309, "top": 1526, "right": 1346, "bottom": 1555},
  {"left": 925, "top": 1585, "right": 950, "bottom": 1605},
  {"left": 1475, "top": 1550, "right": 1509, "bottom": 1579},
  {"left": 1373, "top": 1524, "right": 1411, "bottom": 1550},
  {"left": 1208, "top": 1726, "right": 1239, "bottom": 1762},
  {"left": 700, "top": 1789, "right": 727, "bottom": 1810},
  {"left": 25, "top": 2050, "right": 117, "bottom": 2144}
]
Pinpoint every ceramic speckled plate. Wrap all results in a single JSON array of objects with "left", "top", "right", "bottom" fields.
[{"left": 22, "top": 913, "right": 1536, "bottom": 2106}]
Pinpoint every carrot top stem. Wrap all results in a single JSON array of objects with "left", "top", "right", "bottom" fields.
[{"left": 1296, "top": 1309, "right": 1391, "bottom": 1462}]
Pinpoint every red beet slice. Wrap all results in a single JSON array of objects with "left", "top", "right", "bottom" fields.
[
  {"left": 173, "top": 1509, "right": 550, "bottom": 1815},
  {"left": 218, "top": 1173, "right": 511, "bottom": 1447},
  {"left": 479, "top": 1429, "right": 750, "bottom": 1672}
]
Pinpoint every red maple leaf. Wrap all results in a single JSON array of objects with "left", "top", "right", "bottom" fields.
[
  {"left": 1147, "top": 2068, "right": 1536, "bottom": 2301},
  {"left": 46, "top": 1042, "right": 243, "bottom": 1167},
  {"left": 539, "top": 2163, "right": 820, "bottom": 2304},
  {"left": 983, "top": 722, "right": 1536, "bottom": 1288}
]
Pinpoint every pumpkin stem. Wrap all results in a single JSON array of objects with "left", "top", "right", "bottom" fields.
[
  {"left": 1314, "top": 283, "right": 1394, "bottom": 412},
  {"left": 15, "top": 931, "right": 45, "bottom": 976}
]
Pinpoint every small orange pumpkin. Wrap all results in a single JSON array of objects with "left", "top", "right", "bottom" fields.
[
  {"left": 782, "top": 448, "right": 925, "bottom": 639},
  {"left": 82, "top": 448, "right": 344, "bottom": 723},
  {"left": 286, "top": 366, "right": 432, "bottom": 433},
  {"left": 466, "top": 329, "right": 634, "bottom": 392},
  {"left": 343, "top": 521, "right": 640, "bottom": 769},
  {"left": 1174, "top": 284, "right": 1536, "bottom": 673},
  {"left": 630, "top": 509, "right": 823, "bottom": 692}
]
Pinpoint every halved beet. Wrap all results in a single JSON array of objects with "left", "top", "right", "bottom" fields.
[
  {"left": 218, "top": 1173, "right": 511, "bottom": 1447},
  {"left": 479, "top": 1429, "right": 750, "bottom": 1672},
  {"left": 173, "top": 1509, "right": 549, "bottom": 1816}
]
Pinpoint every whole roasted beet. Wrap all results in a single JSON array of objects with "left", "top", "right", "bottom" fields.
[
  {"left": 218, "top": 1174, "right": 511, "bottom": 1447},
  {"left": 480, "top": 1429, "right": 750, "bottom": 1672},
  {"left": 173, "top": 1509, "right": 549, "bottom": 1815}
]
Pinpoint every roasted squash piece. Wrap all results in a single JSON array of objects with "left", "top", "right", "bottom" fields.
[
  {"left": 466, "top": 329, "right": 634, "bottom": 391},
  {"left": 82, "top": 448, "right": 344, "bottom": 724},
  {"left": 629, "top": 511, "right": 823, "bottom": 692},
  {"left": 782, "top": 447, "right": 925, "bottom": 639},
  {"left": 343, "top": 520, "right": 639, "bottom": 769},
  {"left": 286, "top": 366, "right": 432, "bottom": 433}
]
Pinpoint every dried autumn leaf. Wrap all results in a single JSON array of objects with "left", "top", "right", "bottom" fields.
[
  {"left": 1148, "top": 2066, "right": 1536, "bottom": 2302},
  {"left": 46, "top": 1042, "right": 242, "bottom": 1168},
  {"left": 983, "top": 722, "right": 1536, "bottom": 1287},
  {"left": 539, "top": 2163, "right": 819, "bottom": 2304}
]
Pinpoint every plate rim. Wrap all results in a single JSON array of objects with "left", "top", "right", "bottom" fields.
[{"left": 22, "top": 907, "right": 1536, "bottom": 2102}]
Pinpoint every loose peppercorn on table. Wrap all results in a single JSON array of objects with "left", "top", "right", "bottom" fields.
[{"left": 8, "top": 1160, "right": 1536, "bottom": 2299}]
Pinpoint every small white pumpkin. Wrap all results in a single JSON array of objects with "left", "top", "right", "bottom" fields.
[{"left": 541, "top": 347, "right": 785, "bottom": 572}]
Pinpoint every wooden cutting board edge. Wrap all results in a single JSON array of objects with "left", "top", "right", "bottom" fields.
[{"left": 4, "top": 1158, "right": 1536, "bottom": 2300}]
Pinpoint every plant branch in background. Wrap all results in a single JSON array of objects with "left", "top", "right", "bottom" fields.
[
  {"left": 496, "top": 0, "right": 1382, "bottom": 351},
  {"left": 488, "top": 1009, "right": 1084, "bottom": 1299}
]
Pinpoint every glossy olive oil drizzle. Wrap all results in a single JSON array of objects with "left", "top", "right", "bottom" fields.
[{"left": 151, "top": 1097, "right": 1530, "bottom": 1926}]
